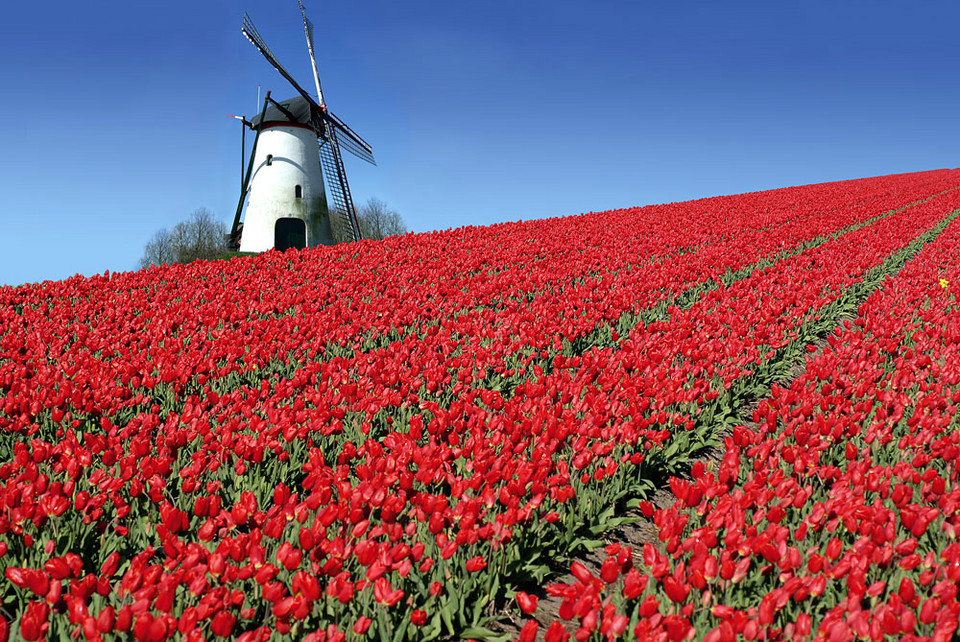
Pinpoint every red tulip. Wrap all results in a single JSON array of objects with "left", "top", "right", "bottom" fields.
[
  {"left": 518, "top": 619, "right": 539, "bottom": 642},
  {"left": 516, "top": 591, "right": 538, "bottom": 614},
  {"left": 19, "top": 601, "right": 50, "bottom": 641},
  {"left": 662, "top": 576, "right": 689, "bottom": 603},
  {"left": 210, "top": 611, "right": 236, "bottom": 638},
  {"left": 570, "top": 561, "right": 593, "bottom": 584},
  {"left": 410, "top": 609, "right": 428, "bottom": 626},
  {"left": 353, "top": 616, "right": 372, "bottom": 634}
]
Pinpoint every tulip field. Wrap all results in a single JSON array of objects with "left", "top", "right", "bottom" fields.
[{"left": 2, "top": 170, "right": 960, "bottom": 641}]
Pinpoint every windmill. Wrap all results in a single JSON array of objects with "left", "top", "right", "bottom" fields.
[{"left": 230, "top": 1, "right": 375, "bottom": 252}]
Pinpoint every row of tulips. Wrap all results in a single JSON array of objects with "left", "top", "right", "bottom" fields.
[
  {"left": 2, "top": 171, "right": 960, "bottom": 640},
  {"left": 535, "top": 207, "right": 960, "bottom": 639},
  {"left": 3, "top": 171, "right": 956, "bottom": 443}
]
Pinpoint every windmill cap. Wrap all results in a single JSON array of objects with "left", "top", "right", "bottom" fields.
[{"left": 249, "top": 96, "right": 314, "bottom": 129}]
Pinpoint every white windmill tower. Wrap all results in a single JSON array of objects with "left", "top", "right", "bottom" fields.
[{"left": 230, "top": 1, "right": 375, "bottom": 252}]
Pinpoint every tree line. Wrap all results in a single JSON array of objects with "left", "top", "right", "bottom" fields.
[{"left": 140, "top": 199, "right": 407, "bottom": 268}]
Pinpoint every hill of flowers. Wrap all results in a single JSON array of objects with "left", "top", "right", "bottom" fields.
[{"left": 2, "top": 169, "right": 960, "bottom": 641}]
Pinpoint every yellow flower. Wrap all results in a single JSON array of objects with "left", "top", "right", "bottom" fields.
[{"left": 941, "top": 278, "right": 950, "bottom": 288}]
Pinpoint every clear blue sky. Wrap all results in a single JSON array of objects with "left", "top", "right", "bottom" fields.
[{"left": 1, "top": 1, "right": 958, "bottom": 286}]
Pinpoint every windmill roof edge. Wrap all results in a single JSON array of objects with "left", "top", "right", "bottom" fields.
[{"left": 249, "top": 96, "right": 314, "bottom": 129}]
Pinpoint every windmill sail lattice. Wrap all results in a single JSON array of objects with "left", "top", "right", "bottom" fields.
[
  {"left": 319, "top": 130, "right": 362, "bottom": 242},
  {"left": 326, "top": 113, "right": 377, "bottom": 166}
]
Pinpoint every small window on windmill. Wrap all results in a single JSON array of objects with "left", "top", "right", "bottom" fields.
[
  {"left": 295, "top": 185, "right": 302, "bottom": 199},
  {"left": 266, "top": 154, "right": 273, "bottom": 166}
]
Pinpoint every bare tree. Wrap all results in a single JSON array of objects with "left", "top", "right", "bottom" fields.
[
  {"left": 139, "top": 208, "right": 229, "bottom": 268},
  {"left": 357, "top": 198, "right": 407, "bottom": 240},
  {"left": 139, "top": 228, "right": 176, "bottom": 268},
  {"left": 169, "top": 208, "right": 229, "bottom": 263},
  {"left": 329, "top": 198, "right": 407, "bottom": 244}
]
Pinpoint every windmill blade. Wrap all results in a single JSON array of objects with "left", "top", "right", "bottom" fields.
[
  {"left": 318, "top": 134, "right": 362, "bottom": 242},
  {"left": 298, "top": 0, "right": 326, "bottom": 106},
  {"left": 325, "top": 111, "right": 376, "bottom": 165},
  {"left": 242, "top": 12, "right": 321, "bottom": 110}
]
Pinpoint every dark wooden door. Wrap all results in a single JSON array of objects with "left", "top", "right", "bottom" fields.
[{"left": 275, "top": 218, "right": 306, "bottom": 251}]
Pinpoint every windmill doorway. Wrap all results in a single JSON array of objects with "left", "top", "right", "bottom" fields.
[{"left": 275, "top": 218, "right": 306, "bottom": 251}]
